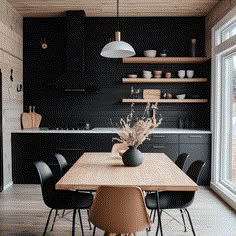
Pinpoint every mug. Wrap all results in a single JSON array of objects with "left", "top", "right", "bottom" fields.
[
  {"left": 178, "top": 70, "right": 185, "bottom": 78},
  {"left": 187, "top": 70, "right": 194, "bottom": 78}
]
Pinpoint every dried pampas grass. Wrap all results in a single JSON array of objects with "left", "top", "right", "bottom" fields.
[{"left": 113, "top": 103, "right": 162, "bottom": 148}]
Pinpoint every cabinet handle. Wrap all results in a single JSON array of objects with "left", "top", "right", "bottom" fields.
[
  {"left": 152, "top": 135, "right": 165, "bottom": 138},
  {"left": 189, "top": 135, "right": 202, "bottom": 138},
  {"left": 153, "top": 145, "right": 165, "bottom": 149}
]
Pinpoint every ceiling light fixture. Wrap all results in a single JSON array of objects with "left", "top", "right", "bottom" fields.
[{"left": 100, "top": 0, "right": 135, "bottom": 58}]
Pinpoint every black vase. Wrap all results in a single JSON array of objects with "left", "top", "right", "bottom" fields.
[{"left": 122, "top": 146, "right": 144, "bottom": 167}]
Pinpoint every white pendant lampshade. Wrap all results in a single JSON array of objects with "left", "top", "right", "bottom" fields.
[
  {"left": 101, "top": 31, "right": 135, "bottom": 58},
  {"left": 100, "top": 0, "right": 135, "bottom": 58}
]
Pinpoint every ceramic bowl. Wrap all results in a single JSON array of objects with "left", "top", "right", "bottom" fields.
[
  {"left": 144, "top": 50, "right": 157, "bottom": 58},
  {"left": 176, "top": 94, "right": 186, "bottom": 99},
  {"left": 127, "top": 74, "right": 138, "bottom": 78}
]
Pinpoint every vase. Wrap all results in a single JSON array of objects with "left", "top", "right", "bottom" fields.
[{"left": 122, "top": 146, "right": 144, "bottom": 167}]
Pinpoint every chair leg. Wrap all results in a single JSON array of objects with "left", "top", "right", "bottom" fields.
[
  {"left": 78, "top": 209, "right": 84, "bottom": 236},
  {"left": 43, "top": 208, "right": 53, "bottom": 236},
  {"left": 92, "top": 226, "right": 96, "bottom": 236},
  {"left": 185, "top": 208, "right": 196, "bottom": 236},
  {"left": 62, "top": 209, "right": 65, "bottom": 217},
  {"left": 156, "top": 210, "right": 162, "bottom": 235},
  {"left": 50, "top": 209, "right": 58, "bottom": 231},
  {"left": 72, "top": 207, "right": 77, "bottom": 236},
  {"left": 180, "top": 209, "right": 187, "bottom": 232},
  {"left": 153, "top": 209, "right": 156, "bottom": 223},
  {"left": 87, "top": 209, "right": 92, "bottom": 230}
]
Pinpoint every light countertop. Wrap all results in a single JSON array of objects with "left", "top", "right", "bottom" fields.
[{"left": 12, "top": 127, "right": 211, "bottom": 134}]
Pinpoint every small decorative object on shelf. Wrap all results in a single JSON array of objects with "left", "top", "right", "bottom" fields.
[
  {"left": 113, "top": 103, "right": 162, "bottom": 166},
  {"left": 191, "top": 38, "right": 196, "bottom": 57},
  {"left": 160, "top": 49, "right": 168, "bottom": 57},
  {"left": 186, "top": 70, "right": 194, "bottom": 78},
  {"left": 166, "top": 72, "right": 172, "bottom": 78}
]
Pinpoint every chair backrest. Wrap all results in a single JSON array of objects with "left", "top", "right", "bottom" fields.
[
  {"left": 54, "top": 153, "right": 68, "bottom": 176},
  {"left": 89, "top": 185, "right": 151, "bottom": 234},
  {"left": 186, "top": 160, "right": 205, "bottom": 184},
  {"left": 34, "top": 161, "right": 56, "bottom": 208},
  {"left": 175, "top": 153, "right": 189, "bottom": 170}
]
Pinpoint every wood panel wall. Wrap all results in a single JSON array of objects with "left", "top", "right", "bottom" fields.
[
  {"left": 205, "top": 0, "right": 236, "bottom": 58},
  {"left": 0, "top": 0, "right": 23, "bottom": 189}
]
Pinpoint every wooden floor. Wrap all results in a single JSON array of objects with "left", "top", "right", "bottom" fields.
[{"left": 0, "top": 185, "right": 235, "bottom": 236}]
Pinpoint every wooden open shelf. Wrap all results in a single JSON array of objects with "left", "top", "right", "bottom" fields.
[
  {"left": 122, "top": 57, "right": 208, "bottom": 64},
  {"left": 122, "top": 78, "right": 208, "bottom": 83},
  {"left": 122, "top": 99, "right": 208, "bottom": 103}
]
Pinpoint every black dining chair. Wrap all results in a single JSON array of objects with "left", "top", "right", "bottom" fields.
[
  {"left": 149, "top": 152, "right": 190, "bottom": 221},
  {"left": 34, "top": 161, "right": 93, "bottom": 236},
  {"left": 145, "top": 160, "right": 205, "bottom": 236},
  {"left": 175, "top": 152, "right": 189, "bottom": 170},
  {"left": 54, "top": 153, "right": 92, "bottom": 230},
  {"left": 54, "top": 153, "right": 70, "bottom": 177}
]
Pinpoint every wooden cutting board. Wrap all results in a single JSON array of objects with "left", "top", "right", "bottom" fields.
[
  {"left": 21, "top": 106, "right": 42, "bottom": 129},
  {"left": 143, "top": 89, "right": 161, "bottom": 99}
]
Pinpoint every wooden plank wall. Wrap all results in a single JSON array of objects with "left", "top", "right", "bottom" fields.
[
  {"left": 0, "top": 0, "right": 23, "bottom": 189},
  {"left": 205, "top": 0, "right": 236, "bottom": 58}
]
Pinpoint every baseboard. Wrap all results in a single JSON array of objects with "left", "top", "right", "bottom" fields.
[{"left": 3, "top": 181, "right": 13, "bottom": 191}]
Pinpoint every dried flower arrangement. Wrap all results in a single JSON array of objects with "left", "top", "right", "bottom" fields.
[{"left": 113, "top": 103, "right": 162, "bottom": 148}]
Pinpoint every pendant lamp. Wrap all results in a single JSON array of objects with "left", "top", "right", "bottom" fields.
[{"left": 100, "top": 0, "right": 135, "bottom": 58}]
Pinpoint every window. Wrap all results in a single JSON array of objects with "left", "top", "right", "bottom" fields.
[{"left": 212, "top": 6, "right": 236, "bottom": 210}]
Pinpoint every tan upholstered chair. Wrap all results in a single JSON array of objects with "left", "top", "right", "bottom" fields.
[{"left": 89, "top": 185, "right": 151, "bottom": 235}]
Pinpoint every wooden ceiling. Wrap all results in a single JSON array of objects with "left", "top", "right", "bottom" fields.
[{"left": 7, "top": 0, "right": 220, "bottom": 17}]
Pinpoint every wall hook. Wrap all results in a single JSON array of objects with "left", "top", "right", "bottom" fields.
[
  {"left": 17, "top": 84, "right": 22, "bottom": 92},
  {"left": 10, "top": 69, "right": 13, "bottom": 81},
  {"left": 40, "top": 38, "right": 48, "bottom": 49}
]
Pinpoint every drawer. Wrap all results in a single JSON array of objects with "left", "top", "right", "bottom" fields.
[
  {"left": 149, "top": 134, "right": 178, "bottom": 143},
  {"left": 180, "top": 134, "right": 210, "bottom": 144}
]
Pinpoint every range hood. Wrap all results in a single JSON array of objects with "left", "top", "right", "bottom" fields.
[{"left": 57, "top": 10, "right": 86, "bottom": 91}]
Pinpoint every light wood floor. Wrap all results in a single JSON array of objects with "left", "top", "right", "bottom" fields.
[{"left": 0, "top": 185, "right": 235, "bottom": 236}]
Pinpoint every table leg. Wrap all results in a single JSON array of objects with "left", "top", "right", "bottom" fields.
[
  {"left": 72, "top": 191, "right": 78, "bottom": 236},
  {"left": 155, "top": 192, "right": 163, "bottom": 236}
]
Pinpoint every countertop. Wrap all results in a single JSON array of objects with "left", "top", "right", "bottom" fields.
[{"left": 12, "top": 127, "right": 212, "bottom": 134}]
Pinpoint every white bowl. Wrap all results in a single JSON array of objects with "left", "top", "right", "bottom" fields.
[
  {"left": 178, "top": 70, "right": 185, "bottom": 78},
  {"left": 127, "top": 74, "right": 138, "bottom": 78},
  {"left": 144, "top": 50, "right": 157, "bottom": 58},
  {"left": 143, "top": 74, "right": 152, "bottom": 79},
  {"left": 176, "top": 94, "right": 186, "bottom": 99}
]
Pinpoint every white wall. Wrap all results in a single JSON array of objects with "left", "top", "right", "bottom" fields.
[{"left": 0, "top": 0, "right": 23, "bottom": 189}]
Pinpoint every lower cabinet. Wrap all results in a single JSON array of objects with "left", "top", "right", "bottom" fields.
[
  {"left": 12, "top": 132, "right": 211, "bottom": 185},
  {"left": 179, "top": 134, "right": 211, "bottom": 185},
  {"left": 12, "top": 133, "right": 114, "bottom": 184}
]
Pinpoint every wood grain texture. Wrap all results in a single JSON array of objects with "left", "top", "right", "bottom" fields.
[
  {"left": 7, "top": 0, "right": 220, "bottom": 17},
  {"left": 122, "top": 57, "right": 208, "bottom": 64},
  {"left": 122, "top": 78, "right": 208, "bottom": 83},
  {"left": 0, "top": 185, "right": 235, "bottom": 235},
  {"left": 56, "top": 152, "right": 198, "bottom": 191},
  {"left": 122, "top": 99, "right": 208, "bottom": 103}
]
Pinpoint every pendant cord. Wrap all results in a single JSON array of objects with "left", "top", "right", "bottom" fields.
[{"left": 117, "top": 0, "right": 119, "bottom": 31}]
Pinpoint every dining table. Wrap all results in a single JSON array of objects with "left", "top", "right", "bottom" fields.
[{"left": 56, "top": 152, "right": 198, "bottom": 236}]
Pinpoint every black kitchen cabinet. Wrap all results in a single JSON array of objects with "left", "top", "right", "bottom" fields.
[
  {"left": 12, "top": 132, "right": 211, "bottom": 185},
  {"left": 139, "top": 134, "right": 179, "bottom": 162},
  {"left": 179, "top": 134, "right": 211, "bottom": 185},
  {"left": 12, "top": 133, "right": 114, "bottom": 184}
]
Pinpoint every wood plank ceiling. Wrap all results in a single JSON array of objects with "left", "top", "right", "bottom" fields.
[{"left": 7, "top": 0, "right": 220, "bottom": 17}]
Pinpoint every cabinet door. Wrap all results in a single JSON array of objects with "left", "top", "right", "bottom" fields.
[
  {"left": 12, "top": 134, "right": 41, "bottom": 184},
  {"left": 179, "top": 136, "right": 211, "bottom": 186},
  {"left": 139, "top": 143, "right": 179, "bottom": 162}
]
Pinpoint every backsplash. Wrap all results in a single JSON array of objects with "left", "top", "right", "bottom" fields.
[{"left": 23, "top": 16, "right": 210, "bottom": 129}]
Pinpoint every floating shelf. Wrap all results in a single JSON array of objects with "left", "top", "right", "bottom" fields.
[
  {"left": 122, "top": 57, "right": 208, "bottom": 64},
  {"left": 122, "top": 78, "right": 208, "bottom": 83},
  {"left": 122, "top": 99, "right": 208, "bottom": 103}
]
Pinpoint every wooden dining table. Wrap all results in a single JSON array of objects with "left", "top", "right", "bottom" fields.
[{"left": 56, "top": 152, "right": 198, "bottom": 236}]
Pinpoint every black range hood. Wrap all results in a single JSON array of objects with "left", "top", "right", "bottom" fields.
[{"left": 57, "top": 10, "right": 86, "bottom": 91}]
